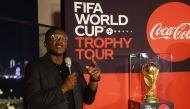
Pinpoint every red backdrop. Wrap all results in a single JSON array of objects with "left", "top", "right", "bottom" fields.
[{"left": 62, "top": 0, "right": 190, "bottom": 109}]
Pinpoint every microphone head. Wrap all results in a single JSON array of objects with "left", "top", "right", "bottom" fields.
[{"left": 65, "top": 57, "right": 72, "bottom": 67}]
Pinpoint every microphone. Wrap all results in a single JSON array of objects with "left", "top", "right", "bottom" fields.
[{"left": 65, "top": 57, "right": 72, "bottom": 74}]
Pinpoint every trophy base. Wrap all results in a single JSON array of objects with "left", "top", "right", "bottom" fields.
[
  {"left": 129, "top": 99, "right": 174, "bottom": 109},
  {"left": 144, "top": 95, "right": 157, "bottom": 103}
]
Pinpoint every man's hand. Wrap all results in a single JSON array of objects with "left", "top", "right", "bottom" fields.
[
  {"left": 86, "top": 57, "right": 101, "bottom": 81},
  {"left": 61, "top": 73, "right": 77, "bottom": 93}
]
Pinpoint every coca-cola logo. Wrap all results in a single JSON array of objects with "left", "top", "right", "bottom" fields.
[
  {"left": 147, "top": 2, "right": 190, "bottom": 62},
  {"left": 158, "top": 104, "right": 170, "bottom": 109},
  {"left": 150, "top": 23, "right": 190, "bottom": 40}
]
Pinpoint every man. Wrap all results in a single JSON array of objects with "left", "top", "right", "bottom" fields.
[{"left": 24, "top": 28, "right": 101, "bottom": 109}]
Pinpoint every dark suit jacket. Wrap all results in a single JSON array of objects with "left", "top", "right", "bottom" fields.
[{"left": 24, "top": 54, "right": 96, "bottom": 109}]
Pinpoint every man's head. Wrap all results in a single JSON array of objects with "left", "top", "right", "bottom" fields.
[{"left": 44, "top": 28, "right": 68, "bottom": 56}]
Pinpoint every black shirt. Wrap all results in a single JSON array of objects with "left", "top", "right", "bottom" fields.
[{"left": 55, "top": 63, "right": 75, "bottom": 109}]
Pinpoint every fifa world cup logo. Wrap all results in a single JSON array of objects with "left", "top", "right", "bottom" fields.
[{"left": 142, "top": 62, "right": 159, "bottom": 103}]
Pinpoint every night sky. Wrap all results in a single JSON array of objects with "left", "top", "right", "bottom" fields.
[{"left": 0, "top": 0, "right": 39, "bottom": 69}]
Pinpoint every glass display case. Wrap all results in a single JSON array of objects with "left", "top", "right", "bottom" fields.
[{"left": 128, "top": 53, "right": 174, "bottom": 109}]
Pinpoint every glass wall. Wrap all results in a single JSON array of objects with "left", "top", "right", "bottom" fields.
[
  {"left": 0, "top": 0, "right": 60, "bottom": 108},
  {"left": 0, "top": 19, "right": 53, "bottom": 109},
  {"left": 0, "top": 0, "right": 37, "bottom": 108}
]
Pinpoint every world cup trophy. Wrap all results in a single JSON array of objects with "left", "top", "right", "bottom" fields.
[{"left": 141, "top": 62, "right": 159, "bottom": 103}]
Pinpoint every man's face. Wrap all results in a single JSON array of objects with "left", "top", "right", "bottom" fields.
[{"left": 45, "top": 30, "right": 68, "bottom": 56}]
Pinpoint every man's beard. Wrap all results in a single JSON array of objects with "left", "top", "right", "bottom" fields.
[{"left": 47, "top": 48, "right": 65, "bottom": 56}]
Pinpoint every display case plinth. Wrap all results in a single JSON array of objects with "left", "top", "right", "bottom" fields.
[{"left": 129, "top": 100, "right": 174, "bottom": 109}]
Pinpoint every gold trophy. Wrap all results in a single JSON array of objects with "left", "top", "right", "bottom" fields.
[{"left": 142, "top": 62, "right": 159, "bottom": 103}]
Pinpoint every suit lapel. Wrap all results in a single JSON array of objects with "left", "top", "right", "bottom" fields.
[
  {"left": 42, "top": 54, "right": 63, "bottom": 85},
  {"left": 73, "top": 71, "right": 82, "bottom": 109}
]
